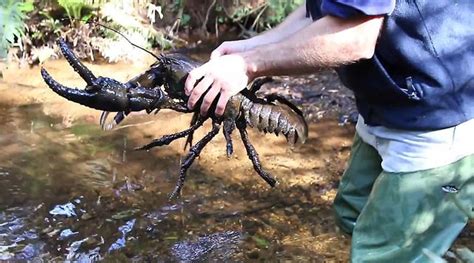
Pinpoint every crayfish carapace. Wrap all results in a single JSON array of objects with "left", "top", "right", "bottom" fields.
[{"left": 41, "top": 38, "right": 308, "bottom": 199}]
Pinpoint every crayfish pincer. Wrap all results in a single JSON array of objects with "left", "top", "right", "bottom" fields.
[{"left": 41, "top": 38, "right": 308, "bottom": 199}]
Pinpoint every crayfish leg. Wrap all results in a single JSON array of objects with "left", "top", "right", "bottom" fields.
[
  {"left": 236, "top": 120, "right": 277, "bottom": 187},
  {"left": 223, "top": 120, "right": 235, "bottom": 158},
  {"left": 135, "top": 118, "right": 206, "bottom": 151},
  {"left": 184, "top": 112, "right": 200, "bottom": 150},
  {"left": 169, "top": 122, "right": 221, "bottom": 199},
  {"left": 100, "top": 111, "right": 129, "bottom": 131}
]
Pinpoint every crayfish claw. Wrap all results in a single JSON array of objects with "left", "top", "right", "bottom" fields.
[
  {"left": 58, "top": 38, "right": 97, "bottom": 86},
  {"left": 41, "top": 67, "right": 95, "bottom": 104}
]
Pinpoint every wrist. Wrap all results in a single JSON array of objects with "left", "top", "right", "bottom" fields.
[{"left": 241, "top": 50, "right": 261, "bottom": 81}]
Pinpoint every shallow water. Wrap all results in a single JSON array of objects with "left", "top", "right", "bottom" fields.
[
  {"left": 0, "top": 104, "right": 237, "bottom": 261},
  {"left": 0, "top": 64, "right": 471, "bottom": 261},
  {"left": 0, "top": 103, "right": 354, "bottom": 261}
]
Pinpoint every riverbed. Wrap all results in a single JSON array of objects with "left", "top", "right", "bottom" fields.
[{"left": 0, "top": 59, "right": 471, "bottom": 261}]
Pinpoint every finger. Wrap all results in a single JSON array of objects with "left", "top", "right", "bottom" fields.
[
  {"left": 215, "top": 91, "right": 231, "bottom": 117},
  {"left": 185, "top": 66, "right": 207, "bottom": 96},
  {"left": 187, "top": 75, "right": 214, "bottom": 110},
  {"left": 200, "top": 83, "right": 221, "bottom": 116},
  {"left": 210, "top": 45, "right": 228, "bottom": 60},
  {"left": 210, "top": 49, "right": 224, "bottom": 60}
]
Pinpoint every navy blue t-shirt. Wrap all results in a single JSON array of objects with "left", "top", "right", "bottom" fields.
[
  {"left": 306, "top": 0, "right": 395, "bottom": 19},
  {"left": 305, "top": 0, "right": 474, "bottom": 130}
]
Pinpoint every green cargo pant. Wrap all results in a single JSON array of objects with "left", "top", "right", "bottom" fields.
[{"left": 333, "top": 134, "right": 474, "bottom": 262}]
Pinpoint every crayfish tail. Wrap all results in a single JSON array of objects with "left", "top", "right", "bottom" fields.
[{"left": 242, "top": 95, "right": 308, "bottom": 145}]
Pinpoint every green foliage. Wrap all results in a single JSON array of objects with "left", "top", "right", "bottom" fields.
[
  {"left": 180, "top": 13, "right": 190, "bottom": 26},
  {"left": 215, "top": 0, "right": 304, "bottom": 32},
  {"left": 57, "top": 0, "right": 92, "bottom": 23},
  {"left": 0, "top": 0, "right": 33, "bottom": 58},
  {"left": 252, "top": 235, "right": 270, "bottom": 248},
  {"left": 266, "top": 0, "right": 304, "bottom": 25}
]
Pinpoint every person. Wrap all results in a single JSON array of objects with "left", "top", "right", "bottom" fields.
[{"left": 184, "top": 0, "right": 474, "bottom": 262}]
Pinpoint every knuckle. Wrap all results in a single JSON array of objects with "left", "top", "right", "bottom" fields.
[
  {"left": 188, "top": 69, "right": 202, "bottom": 80},
  {"left": 205, "top": 72, "right": 215, "bottom": 79},
  {"left": 188, "top": 72, "right": 196, "bottom": 80},
  {"left": 189, "top": 94, "right": 198, "bottom": 104},
  {"left": 202, "top": 98, "right": 211, "bottom": 106}
]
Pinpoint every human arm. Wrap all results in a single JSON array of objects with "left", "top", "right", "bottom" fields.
[
  {"left": 186, "top": 14, "right": 384, "bottom": 116},
  {"left": 211, "top": 5, "right": 311, "bottom": 58},
  {"left": 245, "top": 14, "right": 383, "bottom": 78}
]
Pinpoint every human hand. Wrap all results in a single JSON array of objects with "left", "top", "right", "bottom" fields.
[{"left": 184, "top": 54, "right": 252, "bottom": 117}]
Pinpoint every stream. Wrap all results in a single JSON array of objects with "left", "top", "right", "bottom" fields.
[{"left": 0, "top": 60, "right": 471, "bottom": 261}]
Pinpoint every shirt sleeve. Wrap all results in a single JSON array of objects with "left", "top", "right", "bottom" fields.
[{"left": 321, "top": 0, "right": 396, "bottom": 18}]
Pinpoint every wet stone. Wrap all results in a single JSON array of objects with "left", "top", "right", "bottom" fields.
[
  {"left": 49, "top": 202, "right": 77, "bottom": 218},
  {"left": 242, "top": 219, "right": 263, "bottom": 235},
  {"left": 246, "top": 248, "right": 260, "bottom": 259},
  {"left": 108, "top": 219, "right": 136, "bottom": 252},
  {"left": 81, "top": 213, "right": 93, "bottom": 220},
  {"left": 59, "top": 229, "right": 78, "bottom": 240},
  {"left": 171, "top": 231, "right": 242, "bottom": 262}
]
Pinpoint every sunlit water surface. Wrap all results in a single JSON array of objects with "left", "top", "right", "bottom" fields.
[{"left": 0, "top": 102, "right": 470, "bottom": 262}]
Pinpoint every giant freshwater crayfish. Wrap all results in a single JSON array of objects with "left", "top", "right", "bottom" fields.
[{"left": 41, "top": 38, "right": 308, "bottom": 198}]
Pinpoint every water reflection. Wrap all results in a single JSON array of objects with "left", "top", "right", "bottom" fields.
[
  {"left": 0, "top": 207, "right": 44, "bottom": 260},
  {"left": 49, "top": 202, "right": 78, "bottom": 217},
  {"left": 108, "top": 219, "right": 136, "bottom": 252}
]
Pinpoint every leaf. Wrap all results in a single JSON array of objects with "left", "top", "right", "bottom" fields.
[
  {"left": 18, "top": 0, "right": 34, "bottom": 13},
  {"left": 456, "top": 247, "right": 474, "bottom": 263},
  {"left": 181, "top": 13, "right": 191, "bottom": 26},
  {"left": 422, "top": 248, "right": 446, "bottom": 263},
  {"left": 111, "top": 209, "right": 140, "bottom": 220},
  {"left": 252, "top": 236, "right": 270, "bottom": 248},
  {"left": 0, "top": 0, "right": 30, "bottom": 58},
  {"left": 81, "top": 13, "right": 93, "bottom": 23}
]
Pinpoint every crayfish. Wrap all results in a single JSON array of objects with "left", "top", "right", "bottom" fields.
[{"left": 41, "top": 38, "right": 308, "bottom": 198}]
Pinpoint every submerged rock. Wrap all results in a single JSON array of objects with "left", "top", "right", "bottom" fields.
[
  {"left": 49, "top": 202, "right": 77, "bottom": 218},
  {"left": 171, "top": 231, "right": 242, "bottom": 262}
]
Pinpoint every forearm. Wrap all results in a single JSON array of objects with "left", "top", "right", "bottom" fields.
[
  {"left": 243, "top": 15, "right": 384, "bottom": 78},
  {"left": 211, "top": 5, "right": 312, "bottom": 58},
  {"left": 250, "top": 5, "right": 312, "bottom": 46}
]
